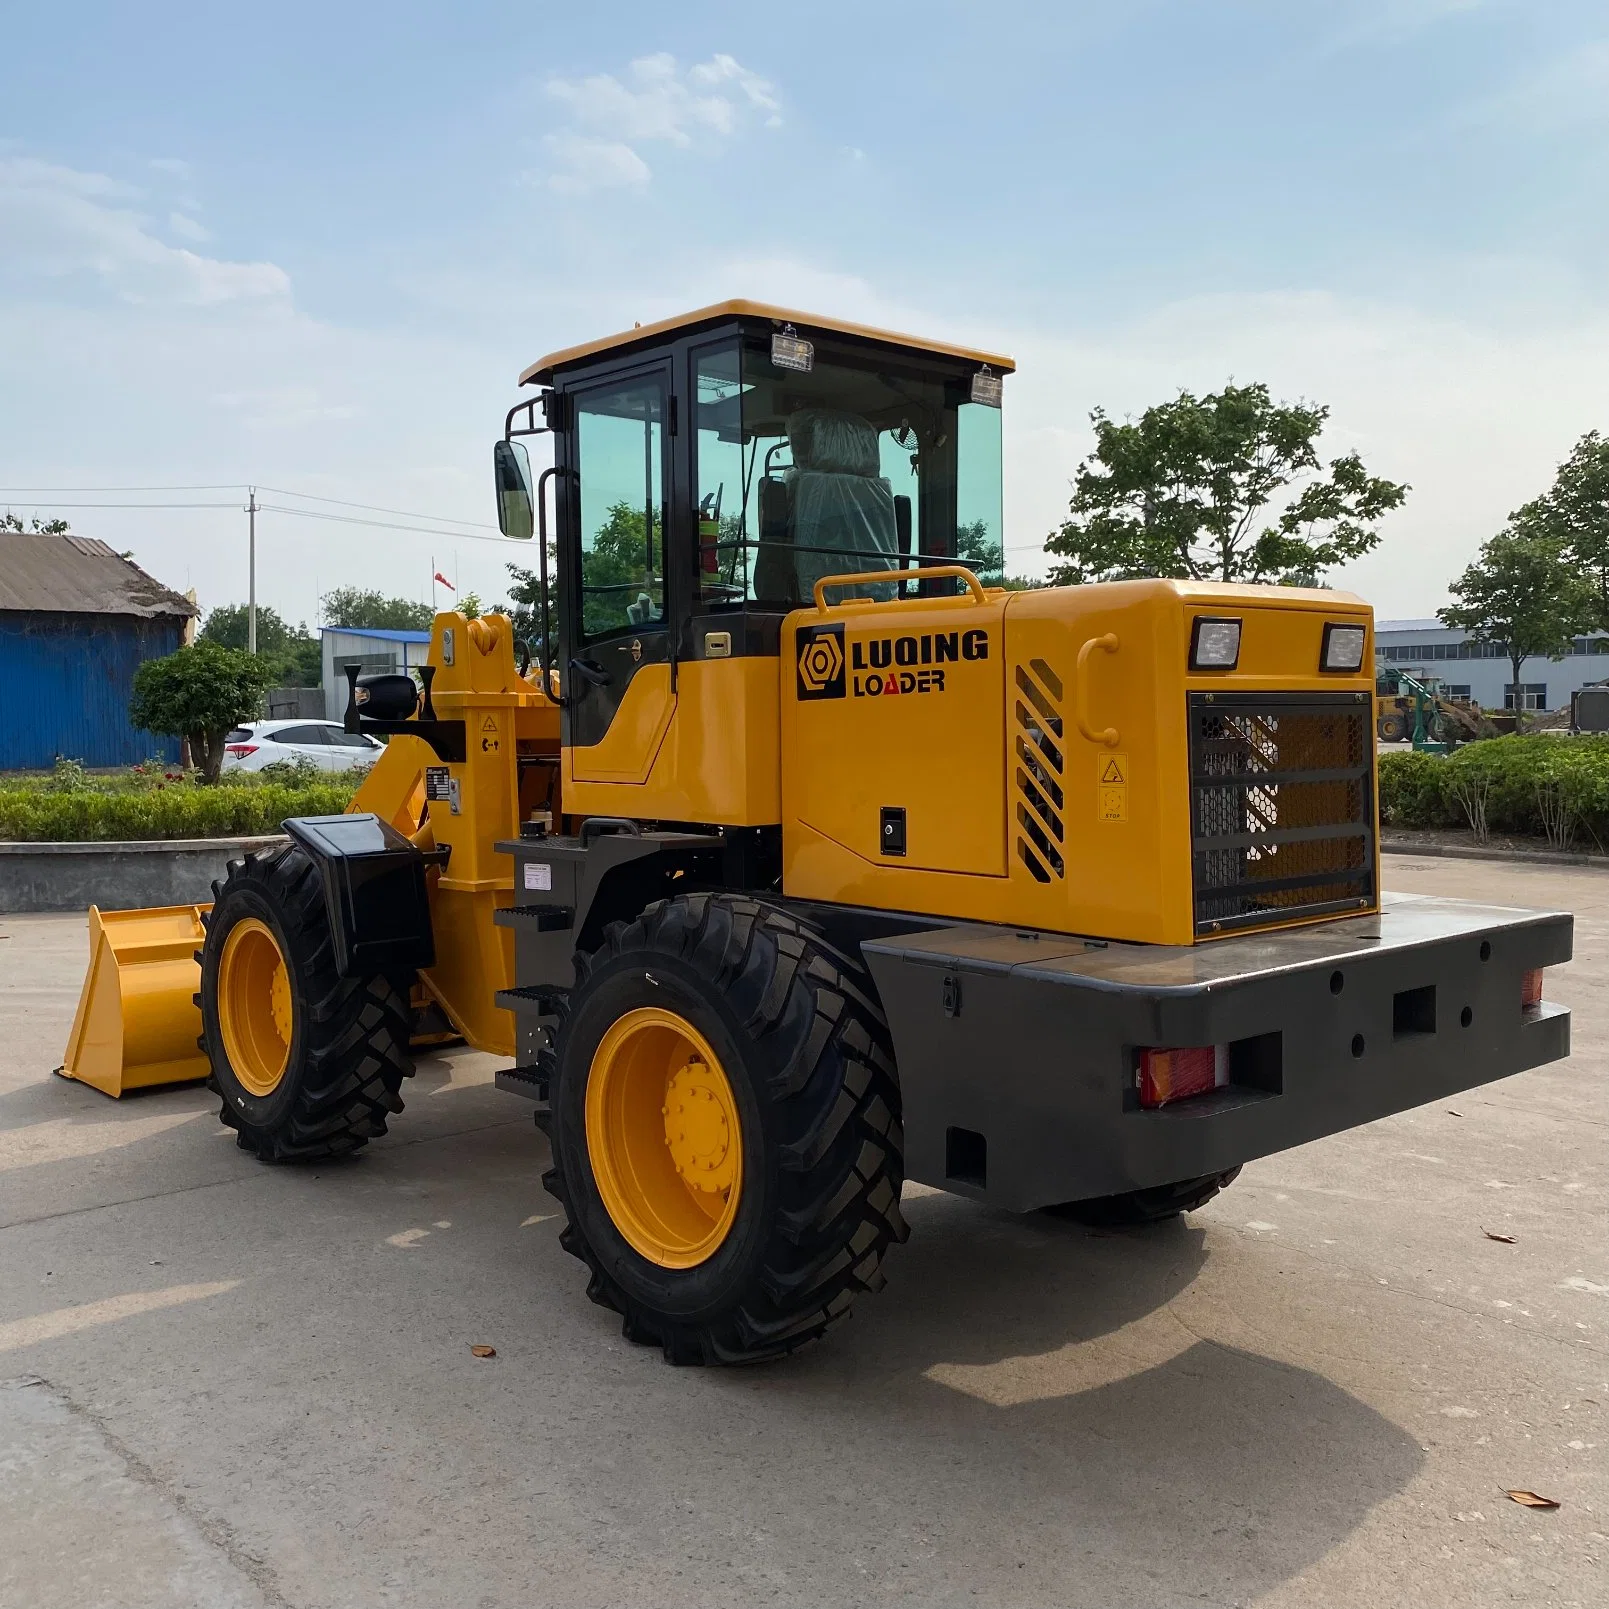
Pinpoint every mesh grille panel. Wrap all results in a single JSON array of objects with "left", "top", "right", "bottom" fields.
[{"left": 1189, "top": 692, "right": 1375, "bottom": 935}]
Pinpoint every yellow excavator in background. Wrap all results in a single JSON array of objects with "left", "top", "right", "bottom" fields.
[{"left": 60, "top": 301, "right": 1572, "bottom": 1364}]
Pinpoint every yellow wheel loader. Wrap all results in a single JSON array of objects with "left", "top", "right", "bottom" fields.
[{"left": 62, "top": 301, "right": 1573, "bottom": 1363}]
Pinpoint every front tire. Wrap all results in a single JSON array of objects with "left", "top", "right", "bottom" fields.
[
  {"left": 199, "top": 844, "right": 414, "bottom": 1162},
  {"left": 544, "top": 894, "right": 908, "bottom": 1364}
]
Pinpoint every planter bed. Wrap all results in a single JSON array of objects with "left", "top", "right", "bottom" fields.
[{"left": 0, "top": 836, "right": 287, "bottom": 915}]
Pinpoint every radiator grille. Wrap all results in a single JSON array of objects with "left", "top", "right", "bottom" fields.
[
  {"left": 1014, "top": 658, "right": 1065, "bottom": 882},
  {"left": 1189, "top": 691, "right": 1375, "bottom": 935}
]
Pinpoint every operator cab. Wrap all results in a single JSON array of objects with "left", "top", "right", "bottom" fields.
[{"left": 494, "top": 301, "right": 1012, "bottom": 749}]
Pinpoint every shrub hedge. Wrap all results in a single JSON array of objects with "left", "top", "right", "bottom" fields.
[
  {"left": 1378, "top": 735, "right": 1609, "bottom": 850},
  {"left": 0, "top": 779, "right": 359, "bottom": 842}
]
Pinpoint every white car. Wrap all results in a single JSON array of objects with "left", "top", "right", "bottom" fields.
[{"left": 222, "top": 720, "right": 383, "bottom": 774}]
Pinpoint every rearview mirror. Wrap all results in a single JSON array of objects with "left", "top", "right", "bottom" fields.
[{"left": 493, "top": 439, "right": 534, "bottom": 540}]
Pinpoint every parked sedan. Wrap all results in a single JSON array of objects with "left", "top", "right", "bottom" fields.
[{"left": 222, "top": 720, "right": 383, "bottom": 774}]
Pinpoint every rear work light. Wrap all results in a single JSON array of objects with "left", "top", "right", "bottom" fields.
[
  {"left": 225, "top": 744, "right": 258, "bottom": 757},
  {"left": 1138, "top": 1044, "right": 1229, "bottom": 1108},
  {"left": 1521, "top": 968, "right": 1545, "bottom": 1011},
  {"left": 1189, "top": 617, "right": 1241, "bottom": 671},
  {"left": 1320, "top": 621, "right": 1367, "bottom": 673}
]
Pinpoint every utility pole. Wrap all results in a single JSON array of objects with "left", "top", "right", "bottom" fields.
[{"left": 247, "top": 486, "right": 259, "bottom": 654}]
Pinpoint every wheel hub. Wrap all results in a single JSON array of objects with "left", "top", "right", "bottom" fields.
[
  {"left": 216, "top": 917, "right": 292, "bottom": 1098},
  {"left": 662, "top": 1060, "right": 736, "bottom": 1194},
  {"left": 269, "top": 962, "right": 293, "bottom": 1045},
  {"left": 584, "top": 1006, "right": 744, "bottom": 1269}
]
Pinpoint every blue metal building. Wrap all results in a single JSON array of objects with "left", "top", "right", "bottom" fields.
[{"left": 0, "top": 530, "right": 196, "bottom": 769}]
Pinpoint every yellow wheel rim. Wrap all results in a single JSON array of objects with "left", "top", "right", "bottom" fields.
[
  {"left": 584, "top": 1006, "right": 743, "bottom": 1269},
  {"left": 217, "top": 917, "right": 293, "bottom": 1098}
]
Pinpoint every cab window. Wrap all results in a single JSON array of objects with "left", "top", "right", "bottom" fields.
[
  {"left": 692, "top": 334, "right": 1004, "bottom": 608},
  {"left": 575, "top": 377, "right": 666, "bottom": 642}
]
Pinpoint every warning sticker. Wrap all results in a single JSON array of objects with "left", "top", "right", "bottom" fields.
[
  {"left": 523, "top": 861, "right": 553, "bottom": 892},
  {"left": 1097, "top": 752, "right": 1128, "bottom": 823},
  {"left": 481, "top": 716, "right": 498, "bottom": 731}
]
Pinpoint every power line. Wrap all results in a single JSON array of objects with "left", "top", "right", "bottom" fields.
[
  {"left": 255, "top": 485, "right": 499, "bottom": 531},
  {"left": 0, "top": 482, "right": 500, "bottom": 533},
  {"left": 0, "top": 483, "right": 246, "bottom": 493},
  {"left": 255, "top": 503, "right": 519, "bottom": 544},
  {"left": 0, "top": 500, "right": 241, "bottom": 509}
]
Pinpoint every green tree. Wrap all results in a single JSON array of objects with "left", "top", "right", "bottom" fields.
[
  {"left": 2, "top": 512, "right": 71, "bottom": 534},
  {"left": 320, "top": 587, "right": 433, "bottom": 630},
  {"left": 1046, "top": 382, "right": 1408, "bottom": 587},
  {"left": 1507, "top": 431, "right": 1609, "bottom": 628},
  {"left": 504, "top": 559, "right": 552, "bottom": 655},
  {"left": 1439, "top": 531, "right": 1596, "bottom": 719},
  {"left": 129, "top": 641, "right": 275, "bottom": 783},
  {"left": 200, "top": 604, "right": 321, "bottom": 687},
  {"left": 955, "top": 519, "right": 1035, "bottom": 591}
]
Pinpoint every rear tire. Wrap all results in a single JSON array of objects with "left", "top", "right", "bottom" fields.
[
  {"left": 1047, "top": 1166, "right": 1241, "bottom": 1227},
  {"left": 199, "top": 844, "right": 414, "bottom": 1162},
  {"left": 1377, "top": 712, "right": 1408, "bottom": 743},
  {"left": 543, "top": 893, "right": 908, "bottom": 1364}
]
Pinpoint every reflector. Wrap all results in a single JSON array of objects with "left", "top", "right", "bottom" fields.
[
  {"left": 1138, "top": 1044, "right": 1228, "bottom": 1108},
  {"left": 1521, "top": 968, "right": 1544, "bottom": 1011}
]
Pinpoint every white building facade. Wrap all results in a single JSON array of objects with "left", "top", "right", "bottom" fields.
[
  {"left": 320, "top": 626, "right": 432, "bottom": 721},
  {"left": 1376, "top": 618, "right": 1609, "bottom": 713}
]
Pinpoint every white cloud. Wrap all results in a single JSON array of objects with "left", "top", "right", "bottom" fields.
[
  {"left": 0, "top": 157, "right": 288, "bottom": 305},
  {"left": 540, "top": 52, "right": 780, "bottom": 193},
  {"left": 1469, "top": 38, "right": 1609, "bottom": 130},
  {"left": 539, "top": 134, "right": 651, "bottom": 196},
  {"left": 167, "top": 211, "right": 212, "bottom": 243},
  {"left": 148, "top": 157, "right": 194, "bottom": 180}
]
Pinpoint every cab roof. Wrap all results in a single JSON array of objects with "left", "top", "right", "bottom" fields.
[{"left": 518, "top": 299, "right": 1017, "bottom": 387}]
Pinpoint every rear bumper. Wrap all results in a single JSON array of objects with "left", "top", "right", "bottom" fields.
[{"left": 862, "top": 892, "right": 1572, "bottom": 1212}]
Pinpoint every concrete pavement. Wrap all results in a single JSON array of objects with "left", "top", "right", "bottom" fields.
[{"left": 0, "top": 858, "right": 1603, "bottom": 1608}]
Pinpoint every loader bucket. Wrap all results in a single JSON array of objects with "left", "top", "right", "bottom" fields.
[{"left": 59, "top": 904, "right": 213, "bottom": 1098}]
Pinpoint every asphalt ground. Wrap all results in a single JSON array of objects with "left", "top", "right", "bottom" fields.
[{"left": 1, "top": 857, "right": 1604, "bottom": 1609}]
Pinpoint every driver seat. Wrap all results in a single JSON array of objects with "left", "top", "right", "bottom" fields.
[{"left": 753, "top": 409, "right": 897, "bottom": 602}]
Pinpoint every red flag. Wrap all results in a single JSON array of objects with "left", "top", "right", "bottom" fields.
[{"left": 433, "top": 572, "right": 455, "bottom": 591}]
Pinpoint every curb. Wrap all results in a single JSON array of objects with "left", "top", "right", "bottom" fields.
[
  {"left": 0, "top": 835, "right": 287, "bottom": 915},
  {"left": 1382, "top": 836, "right": 1609, "bottom": 872}
]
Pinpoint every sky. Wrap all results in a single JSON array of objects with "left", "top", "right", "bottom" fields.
[{"left": 1, "top": 0, "right": 1606, "bottom": 628}]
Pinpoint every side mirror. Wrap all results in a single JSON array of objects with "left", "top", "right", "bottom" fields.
[{"left": 493, "top": 440, "right": 534, "bottom": 540}]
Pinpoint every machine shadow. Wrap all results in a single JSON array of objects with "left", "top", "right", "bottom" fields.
[{"left": 695, "top": 1187, "right": 1424, "bottom": 1607}]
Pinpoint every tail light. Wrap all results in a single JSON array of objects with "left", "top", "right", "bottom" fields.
[
  {"left": 1521, "top": 969, "right": 1544, "bottom": 1011},
  {"left": 1138, "top": 1044, "right": 1229, "bottom": 1109},
  {"left": 226, "top": 744, "right": 258, "bottom": 757}
]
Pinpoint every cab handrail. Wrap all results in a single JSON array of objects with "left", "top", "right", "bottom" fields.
[{"left": 813, "top": 565, "right": 986, "bottom": 611}]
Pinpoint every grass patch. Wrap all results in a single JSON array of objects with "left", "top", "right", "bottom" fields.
[{"left": 0, "top": 757, "right": 364, "bottom": 841}]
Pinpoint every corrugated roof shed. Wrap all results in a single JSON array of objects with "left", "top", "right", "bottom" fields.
[
  {"left": 317, "top": 626, "right": 432, "bottom": 643},
  {"left": 0, "top": 531, "right": 195, "bottom": 618}
]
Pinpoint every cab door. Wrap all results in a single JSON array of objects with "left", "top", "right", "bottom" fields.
[{"left": 564, "top": 365, "right": 676, "bottom": 781}]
